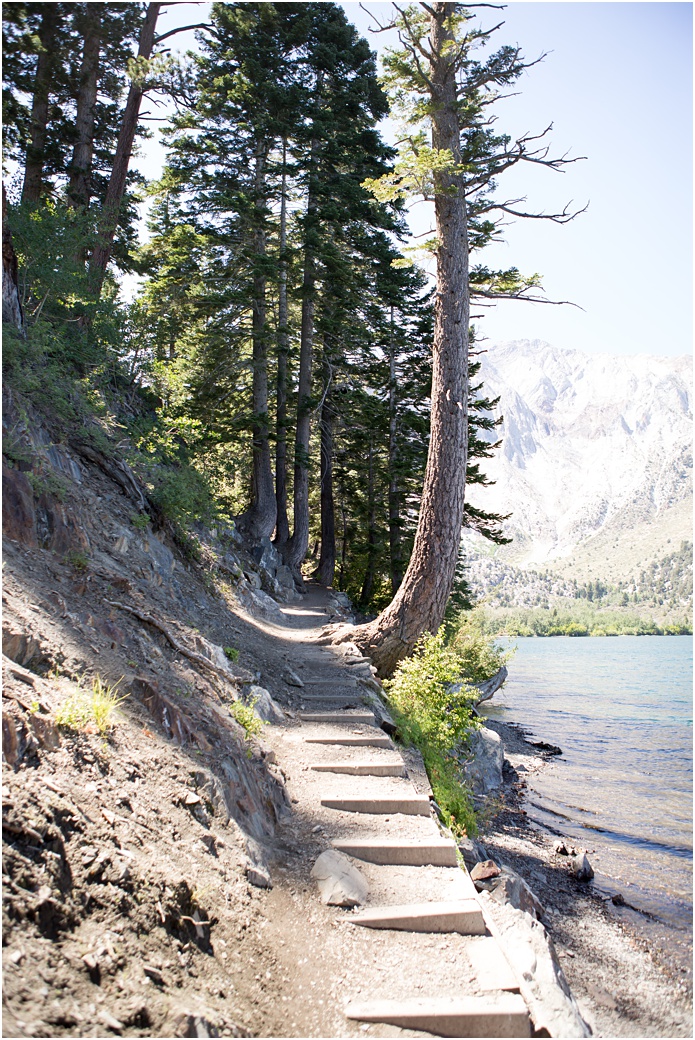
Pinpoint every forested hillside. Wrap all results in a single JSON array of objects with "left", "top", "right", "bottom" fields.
[{"left": 3, "top": 1, "right": 579, "bottom": 652}]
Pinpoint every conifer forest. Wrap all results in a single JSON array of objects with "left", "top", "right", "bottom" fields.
[{"left": 2, "top": 1, "right": 580, "bottom": 673}]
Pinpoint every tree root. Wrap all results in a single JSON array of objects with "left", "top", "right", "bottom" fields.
[{"left": 104, "top": 601, "right": 237, "bottom": 686}]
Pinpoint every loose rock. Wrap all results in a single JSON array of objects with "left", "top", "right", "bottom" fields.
[
  {"left": 311, "top": 849, "right": 369, "bottom": 907},
  {"left": 570, "top": 853, "right": 594, "bottom": 881}
]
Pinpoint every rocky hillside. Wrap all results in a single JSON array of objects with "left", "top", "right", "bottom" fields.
[
  {"left": 466, "top": 341, "right": 692, "bottom": 570},
  {"left": 1, "top": 390, "right": 357, "bottom": 1038}
]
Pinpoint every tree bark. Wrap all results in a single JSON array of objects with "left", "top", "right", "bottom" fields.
[
  {"left": 89, "top": 2, "right": 161, "bottom": 295},
  {"left": 68, "top": 5, "right": 102, "bottom": 212},
  {"left": 274, "top": 138, "right": 291, "bottom": 547},
  {"left": 388, "top": 306, "right": 404, "bottom": 594},
  {"left": 339, "top": 2, "right": 469, "bottom": 676},
  {"left": 21, "top": 5, "right": 58, "bottom": 205},
  {"left": 359, "top": 435, "right": 378, "bottom": 606},
  {"left": 238, "top": 144, "right": 277, "bottom": 541},
  {"left": 2, "top": 185, "right": 23, "bottom": 330},
  {"left": 284, "top": 134, "right": 319, "bottom": 581},
  {"left": 316, "top": 349, "right": 336, "bottom": 586}
]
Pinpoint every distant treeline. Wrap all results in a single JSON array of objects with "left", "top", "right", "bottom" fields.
[{"left": 472, "top": 604, "right": 692, "bottom": 638}]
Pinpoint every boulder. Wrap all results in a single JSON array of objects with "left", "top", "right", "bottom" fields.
[
  {"left": 481, "top": 893, "right": 591, "bottom": 1037},
  {"left": 470, "top": 859, "right": 501, "bottom": 883},
  {"left": 243, "top": 685, "right": 285, "bottom": 725},
  {"left": 311, "top": 849, "right": 369, "bottom": 907},
  {"left": 244, "top": 837, "right": 272, "bottom": 889},
  {"left": 570, "top": 853, "right": 594, "bottom": 881},
  {"left": 282, "top": 667, "right": 304, "bottom": 688},
  {"left": 460, "top": 726, "right": 504, "bottom": 801},
  {"left": 458, "top": 837, "right": 490, "bottom": 870},
  {"left": 250, "top": 537, "right": 280, "bottom": 577},
  {"left": 245, "top": 588, "right": 286, "bottom": 623},
  {"left": 489, "top": 867, "right": 544, "bottom": 920}
]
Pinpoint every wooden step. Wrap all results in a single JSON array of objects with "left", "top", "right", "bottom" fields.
[
  {"left": 345, "top": 994, "right": 530, "bottom": 1037},
  {"left": 299, "top": 712, "right": 375, "bottom": 725},
  {"left": 306, "top": 735, "right": 392, "bottom": 748},
  {"left": 332, "top": 838, "right": 458, "bottom": 867},
  {"left": 311, "top": 761, "right": 405, "bottom": 777},
  {"left": 468, "top": 936, "right": 519, "bottom": 992},
  {"left": 349, "top": 899, "right": 486, "bottom": 934},
  {"left": 321, "top": 795, "right": 430, "bottom": 816}
]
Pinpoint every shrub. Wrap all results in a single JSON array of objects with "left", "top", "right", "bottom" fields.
[
  {"left": 229, "top": 697, "right": 263, "bottom": 739},
  {"left": 224, "top": 647, "right": 239, "bottom": 662},
  {"left": 447, "top": 609, "right": 513, "bottom": 683},
  {"left": 55, "top": 676, "right": 128, "bottom": 736},
  {"left": 385, "top": 630, "right": 479, "bottom": 836}
]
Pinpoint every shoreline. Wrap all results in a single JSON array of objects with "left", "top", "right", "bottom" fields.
[{"left": 479, "top": 717, "right": 693, "bottom": 1037}]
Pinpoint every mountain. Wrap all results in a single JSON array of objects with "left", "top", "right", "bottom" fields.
[{"left": 465, "top": 340, "right": 693, "bottom": 583}]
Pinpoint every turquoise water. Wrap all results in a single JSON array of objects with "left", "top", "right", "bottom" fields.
[{"left": 482, "top": 636, "right": 693, "bottom": 944}]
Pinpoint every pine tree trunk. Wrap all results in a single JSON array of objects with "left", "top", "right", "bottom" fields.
[
  {"left": 360, "top": 436, "right": 378, "bottom": 606},
  {"left": 274, "top": 140, "right": 291, "bottom": 547},
  {"left": 316, "top": 350, "right": 336, "bottom": 586},
  {"left": 89, "top": 2, "right": 161, "bottom": 295},
  {"left": 21, "top": 5, "right": 58, "bottom": 205},
  {"left": 68, "top": 6, "right": 102, "bottom": 211},
  {"left": 284, "top": 135, "right": 319, "bottom": 580},
  {"left": 343, "top": 2, "right": 469, "bottom": 676},
  {"left": 239, "top": 145, "right": 277, "bottom": 541},
  {"left": 388, "top": 306, "right": 404, "bottom": 593},
  {"left": 2, "top": 185, "right": 23, "bottom": 330}
]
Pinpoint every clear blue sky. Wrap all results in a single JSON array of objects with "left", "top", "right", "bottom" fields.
[{"left": 137, "top": 2, "right": 693, "bottom": 357}]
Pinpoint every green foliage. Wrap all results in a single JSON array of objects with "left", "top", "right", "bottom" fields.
[
  {"left": 130, "top": 513, "right": 151, "bottom": 530},
  {"left": 447, "top": 610, "right": 513, "bottom": 683},
  {"left": 229, "top": 696, "right": 263, "bottom": 739},
  {"left": 385, "top": 630, "right": 479, "bottom": 835},
  {"left": 472, "top": 605, "right": 692, "bottom": 638},
  {"left": 65, "top": 550, "right": 89, "bottom": 573},
  {"left": 26, "top": 468, "right": 69, "bottom": 502},
  {"left": 223, "top": 647, "right": 240, "bottom": 663},
  {"left": 55, "top": 676, "right": 128, "bottom": 736}
]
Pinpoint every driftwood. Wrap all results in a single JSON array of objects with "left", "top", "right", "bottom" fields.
[
  {"left": 104, "top": 600, "right": 236, "bottom": 685},
  {"left": 473, "top": 666, "right": 508, "bottom": 707}
]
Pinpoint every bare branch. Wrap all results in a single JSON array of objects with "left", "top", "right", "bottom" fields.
[
  {"left": 358, "top": 2, "right": 397, "bottom": 32},
  {"left": 154, "top": 22, "right": 209, "bottom": 44},
  {"left": 471, "top": 288, "right": 585, "bottom": 309}
]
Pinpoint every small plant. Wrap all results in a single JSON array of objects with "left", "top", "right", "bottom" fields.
[
  {"left": 55, "top": 675, "right": 128, "bottom": 736},
  {"left": 223, "top": 647, "right": 239, "bottom": 663},
  {"left": 229, "top": 697, "right": 263, "bottom": 739},
  {"left": 27, "top": 469, "right": 69, "bottom": 502},
  {"left": 130, "top": 512, "right": 151, "bottom": 530},
  {"left": 65, "top": 549, "right": 89, "bottom": 573}
]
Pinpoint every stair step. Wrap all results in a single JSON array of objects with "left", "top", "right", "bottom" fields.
[
  {"left": 321, "top": 795, "right": 430, "bottom": 816},
  {"left": 469, "top": 937, "right": 519, "bottom": 992},
  {"left": 349, "top": 899, "right": 486, "bottom": 934},
  {"left": 345, "top": 994, "right": 530, "bottom": 1038},
  {"left": 332, "top": 838, "right": 458, "bottom": 867},
  {"left": 306, "top": 735, "right": 392, "bottom": 748},
  {"left": 311, "top": 761, "right": 405, "bottom": 777},
  {"left": 299, "top": 712, "right": 375, "bottom": 725}
]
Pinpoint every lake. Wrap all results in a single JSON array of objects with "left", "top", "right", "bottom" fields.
[{"left": 481, "top": 635, "right": 693, "bottom": 964}]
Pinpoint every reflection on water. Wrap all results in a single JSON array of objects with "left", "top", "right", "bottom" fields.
[{"left": 482, "top": 635, "right": 693, "bottom": 933}]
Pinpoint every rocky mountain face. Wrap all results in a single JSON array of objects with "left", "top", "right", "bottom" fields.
[{"left": 466, "top": 340, "right": 693, "bottom": 575}]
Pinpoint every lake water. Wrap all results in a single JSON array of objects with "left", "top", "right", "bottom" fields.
[{"left": 481, "top": 636, "right": 693, "bottom": 967}]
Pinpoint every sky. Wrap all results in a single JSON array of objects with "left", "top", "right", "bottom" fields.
[{"left": 135, "top": 1, "right": 693, "bottom": 358}]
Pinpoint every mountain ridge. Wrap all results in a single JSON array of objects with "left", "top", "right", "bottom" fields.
[{"left": 466, "top": 339, "right": 693, "bottom": 578}]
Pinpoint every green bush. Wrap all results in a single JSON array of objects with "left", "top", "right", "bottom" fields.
[
  {"left": 385, "top": 630, "right": 479, "bottom": 836},
  {"left": 447, "top": 609, "right": 513, "bottom": 682}
]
